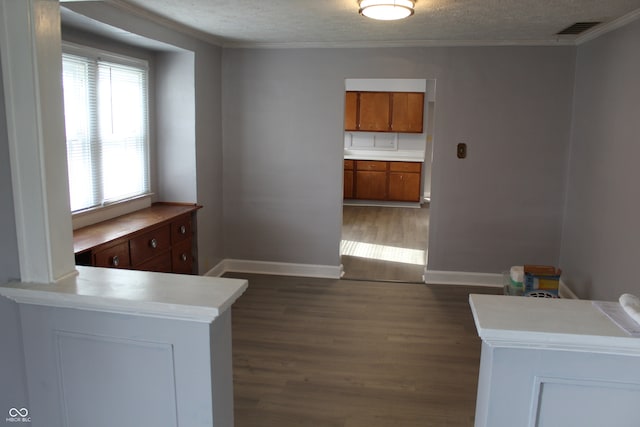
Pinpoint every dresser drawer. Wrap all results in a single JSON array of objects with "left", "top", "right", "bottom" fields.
[
  {"left": 130, "top": 225, "right": 171, "bottom": 266},
  {"left": 172, "top": 238, "right": 194, "bottom": 275},
  {"left": 356, "top": 160, "right": 388, "bottom": 171},
  {"left": 93, "top": 242, "right": 130, "bottom": 269},
  {"left": 389, "top": 161, "right": 422, "bottom": 173},
  {"left": 171, "top": 214, "right": 192, "bottom": 244},
  {"left": 136, "top": 250, "right": 172, "bottom": 273}
]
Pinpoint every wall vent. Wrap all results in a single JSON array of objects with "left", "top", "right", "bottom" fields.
[{"left": 556, "top": 22, "right": 602, "bottom": 35}]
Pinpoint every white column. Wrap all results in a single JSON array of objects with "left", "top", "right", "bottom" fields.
[{"left": 0, "top": 0, "right": 75, "bottom": 283}]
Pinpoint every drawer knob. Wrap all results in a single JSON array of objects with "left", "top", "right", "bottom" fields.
[
  {"left": 179, "top": 225, "right": 187, "bottom": 235},
  {"left": 180, "top": 253, "right": 188, "bottom": 262},
  {"left": 149, "top": 238, "right": 158, "bottom": 249},
  {"left": 112, "top": 255, "right": 120, "bottom": 267}
]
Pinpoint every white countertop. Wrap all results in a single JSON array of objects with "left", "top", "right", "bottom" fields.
[
  {"left": 469, "top": 294, "right": 640, "bottom": 355},
  {"left": 0, "top": 266, "right": 248, "bottom": 323},
  {"left": 344, "top": 149, "right": 425, "bottom": 162}
]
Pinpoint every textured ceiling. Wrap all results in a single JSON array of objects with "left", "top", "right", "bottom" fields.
[{"left": 75, "top": 0, "right": 640, "bottom": 47}]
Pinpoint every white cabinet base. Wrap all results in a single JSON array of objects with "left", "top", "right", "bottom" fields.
[{"left": 470, "top": 294, "right": 640, "bottom": 427}]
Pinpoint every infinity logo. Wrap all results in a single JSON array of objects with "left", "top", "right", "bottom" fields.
[{"left": 8, "top": 408, "right": 28, "bottom": 417}]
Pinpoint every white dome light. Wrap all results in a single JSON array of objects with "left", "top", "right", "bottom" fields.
[{"left": 359, "top": 0, "right": 416, "bottom": 21}]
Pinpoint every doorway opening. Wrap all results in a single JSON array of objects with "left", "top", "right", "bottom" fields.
[
  {"left": 340, "top": 79, "right": 435, "bottom": 283},
  {"left": 341, "top": 204, "right": 429, "bottom": 283}
]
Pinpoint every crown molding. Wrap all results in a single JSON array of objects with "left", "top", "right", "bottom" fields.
[
  {"left": 576, "top": 7, "right": 640, "bottom": 45},
  {"left": 106, "top": 0, "right": 224, "bottom": 47},
  {"left": 222, "top": 38, "right": 577, "bottom": 49}
]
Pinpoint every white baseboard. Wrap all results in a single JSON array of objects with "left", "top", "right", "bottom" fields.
[
  {"left": 205, "top": 262, "right": 579, "bottom": 298},
  {"left": 204, "top": 259, "right": 342, "bottom": 279},
  {"left": 559, "top": 279, "right": 579, "bottom": 299},
  {"left": 205, "top": 260, "right": 227, "bottom": 278},
  {"left": 423, "top": 269, "right": 580, "bottom": 298},
  {"left": 423, "top": 269, "right": 503, "bottom": 287}
]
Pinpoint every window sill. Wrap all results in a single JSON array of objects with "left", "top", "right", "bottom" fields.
[{"left": 71, "top": 194, "right": 153, "bottom": 230}]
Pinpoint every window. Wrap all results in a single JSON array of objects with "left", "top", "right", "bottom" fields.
[{"left": 62, "top": 45, "right": 150, "bottom": 213}]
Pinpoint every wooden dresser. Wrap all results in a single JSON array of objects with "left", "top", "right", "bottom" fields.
[{"left": 73, "top": 203, "right": 202, "bottom": 275}]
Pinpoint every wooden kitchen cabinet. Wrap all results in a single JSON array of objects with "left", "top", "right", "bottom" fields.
[
  {"left": 344, "top": 91, "right": 424, "bottom": 133},
  {"left": 391, "top": 92, "right": 424, "bottom": 133},
  {"left": 344, "top": 160, "right": 422, "bottom": 202},
  {"left": 73, "top": 203, "right": 201, "bottom": 275},
  {"left": 355, "top": 160, "right": 388, "bottom": 200},
  {"left": 358, "top": 92, "right": 391, "bottom": 132},
  {"left": 343, "top": 160, "right": 354, "bottom": 199},
  {"left": 388, "top": 171, "right": 422, "bottom": 202},
  {"left": 355, "top": 170, "right": 388, "bottom": 200},
  {"left": 344, "top": 92, "right": 359, "bottom": 131}
]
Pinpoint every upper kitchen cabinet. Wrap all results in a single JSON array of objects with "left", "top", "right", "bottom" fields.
[
  {"left": 344, "top": 91, "right": 424, "bottom": 133},
  {"left": 344, "top": 92, "right": 359, "bottom": 131},
  {"left": 391, "top": 92, "right": 424, "bottom": 133},
  {"left": 359, "top": 92, "right": 391, "bottom": 132}
]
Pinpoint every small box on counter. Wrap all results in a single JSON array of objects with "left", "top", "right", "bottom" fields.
[{"left": 523, "top": 265, "right": 561, "bottom": 298}]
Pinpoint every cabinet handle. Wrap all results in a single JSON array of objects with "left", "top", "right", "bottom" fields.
[
  {"left": 149, "top": 238, "right": 158, "bottom": 249},
  {"left": 112, "top": 255, "right": 120, "bottom": 267},
  {"left": 179, "top": 225, "right": 187, "bottom": 235},
  {"left": 180, "top": 253, "right": 188, "bottom": 262}
]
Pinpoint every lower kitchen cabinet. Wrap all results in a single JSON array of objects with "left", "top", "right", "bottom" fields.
[
  {"left": 355, "top": 170, "right": 388, "bottom": 200},
  {"left": 388, "top": 172, "right": 421, "bottom": 202},
  {"left": 388, "top": 161, "right": 422, "bottom": 202},
  {"left": 344, "top": 160, "right": 354, "bottom": 199},
  {"left": 345, "top": 160, "right": 422, "bottom": 202},
  {"left": 73, "top": 203, "right": 201, "bottom": 275}
]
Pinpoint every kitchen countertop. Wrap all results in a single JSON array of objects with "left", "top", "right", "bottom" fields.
[{"left": 344, "top": 149, "right": 425, "bottom": 162}]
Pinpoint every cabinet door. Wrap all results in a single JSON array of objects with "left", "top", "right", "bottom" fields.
[
  {"left": 344, "top": 170, "right": 354, "bottom": 199},
  {"left": 391, "top": 92, "right": 424, "bottom": 133},
  {"left": 388, "top": 172, "right": 421, "bottom": 202},
  {"left": 355, "top": 171, "right": 387, "bottom": 200},
  {"left": 358, "top": 92, "right": 390, "bottom": 132},
  {"left": 344, "top": 92, "right": 359, "bottom": 131}
]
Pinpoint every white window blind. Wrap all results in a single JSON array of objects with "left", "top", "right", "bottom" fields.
[{"left": 62, "top": 48, "right": 149, "bottom": 213}]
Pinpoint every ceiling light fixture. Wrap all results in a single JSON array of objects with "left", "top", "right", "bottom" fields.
[{"left": 359, "top": 0, "right": 415, "bottom": 21}]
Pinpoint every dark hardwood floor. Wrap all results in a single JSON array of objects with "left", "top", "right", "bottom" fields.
[
  {"left": 341, "top": 205, "right": 429, "bottom": 283},
  {"left": 226, "top": 273, "right": 501, "bottom": 427}
]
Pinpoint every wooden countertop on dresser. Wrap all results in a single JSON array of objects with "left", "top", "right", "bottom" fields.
[{"left": 73, "top": 203, "right": 202, "bottom": 255}]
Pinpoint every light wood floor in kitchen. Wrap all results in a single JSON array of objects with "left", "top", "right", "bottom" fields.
[
  {"left": 341, "top": 205, "right": 429, "bottom": 283},
  {"left": 226, "top": 272, "right": 502, "bottom": 427}
]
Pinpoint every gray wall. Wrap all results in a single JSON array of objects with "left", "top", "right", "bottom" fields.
[
  {"left": 156, "top": 51, "right": 197, "bottom": 203},
  {"left": 194, "top": 48, "right": 225, "bottom": 273},
  {"left": 560, "top": 19, "right": 640, "bottom": 300},
  {"left": 222, "top": 46, "right": 576, "bottom": 272}
]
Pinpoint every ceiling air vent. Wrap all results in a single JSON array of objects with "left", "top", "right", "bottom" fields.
[{"left": 556, "top": 22, "right": 602, "bottom": 35}]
